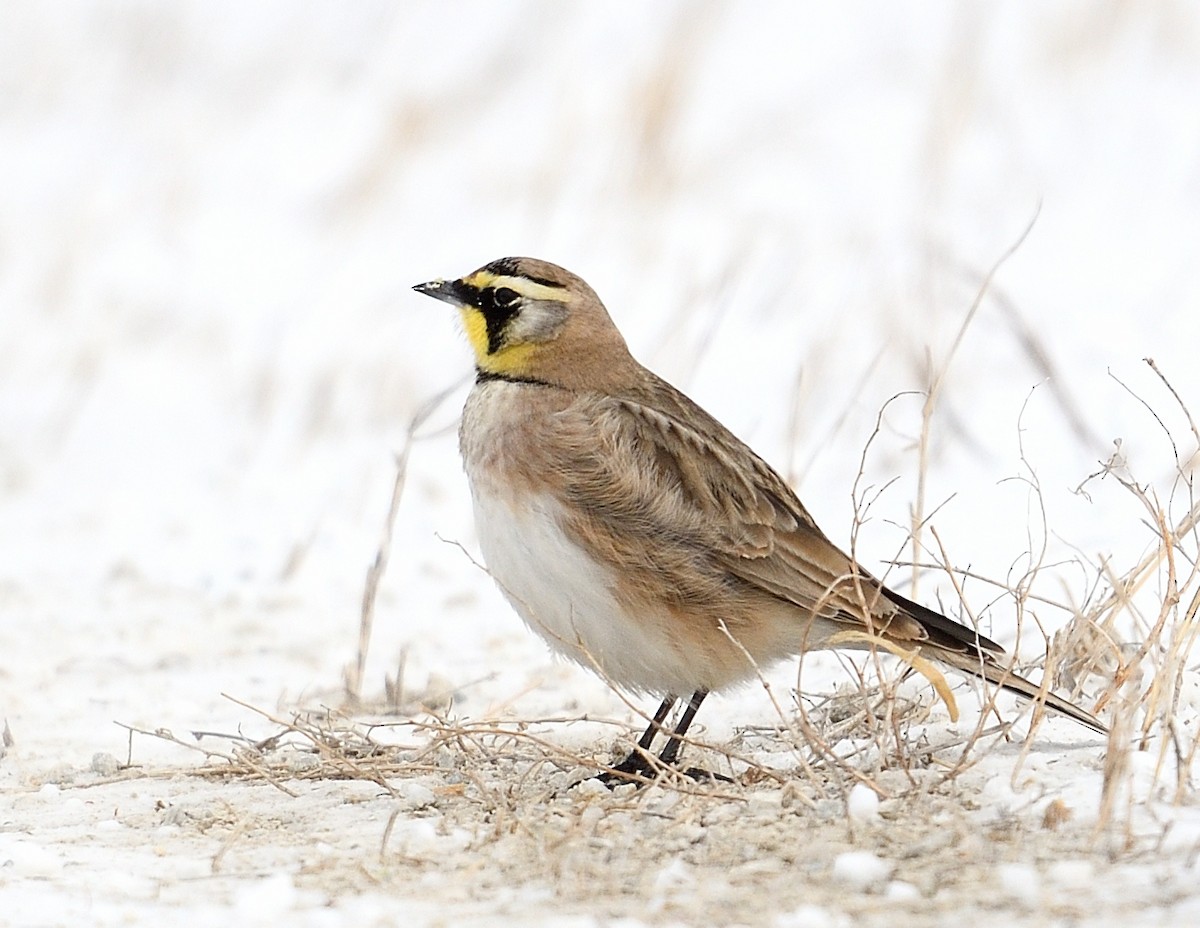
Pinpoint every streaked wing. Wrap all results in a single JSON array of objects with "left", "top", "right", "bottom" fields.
[{"left": 555, "top": 375, "right": 931, "bottom": 642}]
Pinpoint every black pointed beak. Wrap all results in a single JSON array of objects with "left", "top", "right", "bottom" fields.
[{"left": 413, "top": 277, "right": 473, "bottom": 306}]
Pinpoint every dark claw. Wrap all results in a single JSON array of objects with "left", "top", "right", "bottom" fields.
[
  {"left": 588, "top": 690, "right": 732, "bottom": 788},
  {"left": 594, "top": 748, "right": 732, "bottom": 788}
]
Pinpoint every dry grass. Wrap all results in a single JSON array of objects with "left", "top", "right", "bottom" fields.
[
  {"left": 133, "top": 321, "right": 1194, "bottom": 863},
  {"left": 343, "top": 379, "right": 466, "bottom": 705},
  {"left": 88, "top": 362, "right": 1200, "bottom": 924},
  {"left": 99, "top": 318, "right": 1198, "bottom": 912},
  {"left": 1070, "top": 361, "right": 1200, "bottom": 846},
  {"left": 98, "top": 183, "right": 1199, "bottom": 895}
]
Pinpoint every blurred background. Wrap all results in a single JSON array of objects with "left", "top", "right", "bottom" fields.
[{"left": 2, "top": 2, "right": 1198, "bottom": 707}]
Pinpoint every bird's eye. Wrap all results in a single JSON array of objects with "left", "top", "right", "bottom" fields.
[{"left": 493, "top": 287, "right": 519, "bottom": 307}]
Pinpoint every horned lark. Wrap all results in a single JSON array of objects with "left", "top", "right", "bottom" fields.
[{"left": 414, "top": 257, "right": 1106, "bottom": 781}]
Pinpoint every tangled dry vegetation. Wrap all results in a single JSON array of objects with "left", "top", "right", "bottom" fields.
[{"left": 101, "top": 363, "right": 1199, "bottom": 923}]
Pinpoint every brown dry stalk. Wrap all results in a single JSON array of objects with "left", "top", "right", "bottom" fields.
[
  {"left": 912, "top": 204, "right": 1042, "bottom": 596},
  {"left": 347, "top": 379, "right": 465, "bottom": 704}
]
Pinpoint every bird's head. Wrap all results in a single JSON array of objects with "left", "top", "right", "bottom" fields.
[{"left": 414, "top": 257, "right": 631, "bottom": 387}]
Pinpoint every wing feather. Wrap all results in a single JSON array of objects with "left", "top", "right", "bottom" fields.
[
  {"left": 553, "top": 376, "right": 936, "bottom": 643},
  {"left": 514, "top": 371, "right": 1101, "bottom": 730}
]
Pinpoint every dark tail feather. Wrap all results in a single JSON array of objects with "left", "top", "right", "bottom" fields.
[
  {"left": 879, "top": 586, "right": 1107, "bottom": 734},
  {"left": 881, "top": 586, "right": 1005, "bottom": 653},
  {"left": 933, "top": 645, "right": 1108, "bottom": 735}
]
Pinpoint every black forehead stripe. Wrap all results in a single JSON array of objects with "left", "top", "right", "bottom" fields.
[
  {"left": 522, "top": 273, "right": 565, "bottom": 289},
  {"left": 481, "top": 258, "right": 564, "bottom": 290},
  {"left": 483, "top": 257, "right": 522, "bottom": 277}
]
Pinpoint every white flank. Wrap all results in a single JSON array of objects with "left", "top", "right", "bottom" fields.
[{"left": 470, "top": 486, "right": 693, "bottom": 695}]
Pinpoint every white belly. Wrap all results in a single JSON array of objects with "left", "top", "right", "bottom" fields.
[{"left": 469, "top": 483, "right": 694, "bottom": 695}]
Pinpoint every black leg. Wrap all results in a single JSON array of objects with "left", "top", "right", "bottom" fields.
[
  {"left": 657, "top": 690, "right": 707, "bottom": 767},
  {"left": 637, "top": 695, "right": 677, "bottom": 752},
  {"left": 596, "top": 689, "right": 730, "bottom": 787},
  {"left": 603, "top": 695, "right": 677, "bottom": 780},
  {"left": 661, "top": 689, "right": 730, "bottom": 783}
]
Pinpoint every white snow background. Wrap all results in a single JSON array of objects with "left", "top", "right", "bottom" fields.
[{"left": 3, "top": 3, "right": 1200, "bottom": 926}]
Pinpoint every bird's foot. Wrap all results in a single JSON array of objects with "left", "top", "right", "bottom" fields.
[{"left": 594, "top": 749, "right": 731, "bottom": 788}]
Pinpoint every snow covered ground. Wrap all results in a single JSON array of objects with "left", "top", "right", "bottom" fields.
[{"left": 3, "top": 3, "right": 1200, "bottom": 925}]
